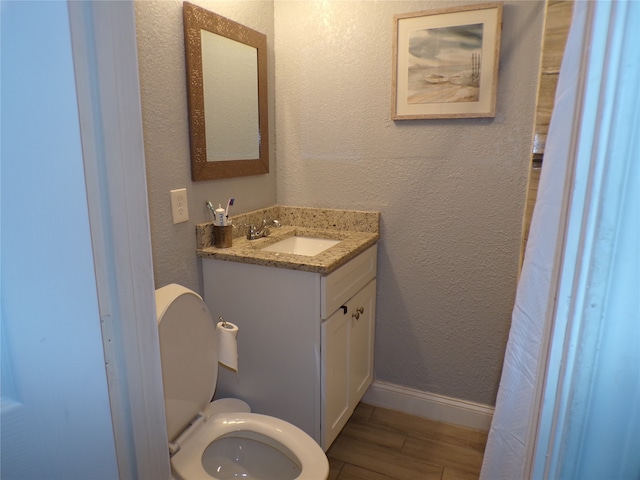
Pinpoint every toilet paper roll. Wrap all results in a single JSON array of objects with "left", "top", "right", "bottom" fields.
[{"left": 216, "top": 321, "right": 239, "bottom": 372}]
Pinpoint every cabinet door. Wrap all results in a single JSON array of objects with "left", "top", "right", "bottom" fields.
[
  {"left": 349, "top": 279, "right": 376, "bottom": 410},
  {"left": 321, "top": 278, "right": 377, "bottom": 450},
  {"left": 321, "top": 306, "right": 350, "bottom": 450}
]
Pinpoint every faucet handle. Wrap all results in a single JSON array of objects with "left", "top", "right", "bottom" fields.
[
  {"left": 241, "top": 223, "right": 261, "bottom": 240},
  {"left": 263, "top": 219, "right": 281, "bottom": 228}
]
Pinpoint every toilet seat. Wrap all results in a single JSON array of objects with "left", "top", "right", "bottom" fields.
[
  {"left": 155, "top": 284, "right": 328, "bottom": 480},
  {"left": 170, "top": 412, "right": 328, "bottom": 480}
]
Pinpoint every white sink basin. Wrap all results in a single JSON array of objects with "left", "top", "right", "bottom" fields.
[{"left": 261, "top": 236, "right": 341, "bottom": 256}]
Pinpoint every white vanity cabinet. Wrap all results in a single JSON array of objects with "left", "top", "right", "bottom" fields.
[{"left": 202, "top": 244, "right": 376, "bottom": 450}]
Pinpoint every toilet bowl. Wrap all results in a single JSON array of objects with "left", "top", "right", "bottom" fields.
[{"left": 155, "top": 284, "right": 329, "bottom": 480}]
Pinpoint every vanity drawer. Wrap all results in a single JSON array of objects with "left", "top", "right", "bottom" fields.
[{"left": 321, "top": 245, "right": 377, "bottom": 319}]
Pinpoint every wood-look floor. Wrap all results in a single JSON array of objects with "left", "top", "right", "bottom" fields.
[{"left": 327, "top": 403, "right": 488, "bottom": 480}]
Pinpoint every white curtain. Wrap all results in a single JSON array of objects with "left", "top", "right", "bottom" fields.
[
  {"left": 482, "top": 0, "right": 640, "bottom": 476},
  {"left": 480, "top": 3, "right": 589, "bottom": 478}
]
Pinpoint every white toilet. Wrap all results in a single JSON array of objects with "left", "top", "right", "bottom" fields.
[{"left": 155, "top": 283, "right": 329, "bottom": 480}]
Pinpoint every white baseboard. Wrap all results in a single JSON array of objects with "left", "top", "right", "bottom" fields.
[{"left": 362, "top": 381, "right": 494, "bottom": 432}]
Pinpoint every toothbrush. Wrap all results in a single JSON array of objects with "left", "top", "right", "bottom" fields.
[
  {"left": 206, "top": 201, "right": 216, "bottom": 216},
  {"left": 225, "top": 198, "right": 234, "bottom": 221}
]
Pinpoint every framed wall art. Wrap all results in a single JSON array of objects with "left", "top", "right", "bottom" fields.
[{"left": 392, "top": 3, "right": 503, "bottom": 120}]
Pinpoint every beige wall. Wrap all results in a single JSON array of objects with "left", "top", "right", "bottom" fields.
[{"left": 136, "top": 0, "right": 545, "bottom": 406}]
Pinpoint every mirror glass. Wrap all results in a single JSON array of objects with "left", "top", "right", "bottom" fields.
[
  {"left": 184, "top": 2, "right": 269, "bottom": 181},
  {"left": 201, "top": 30, "right": 259, "bottom": 161}
]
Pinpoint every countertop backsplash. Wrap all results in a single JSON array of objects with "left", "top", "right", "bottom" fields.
[{"left": 196, "top": 205, "right": 379, "bottom": 249}]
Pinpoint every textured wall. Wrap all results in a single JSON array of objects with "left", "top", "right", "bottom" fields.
[
  {"left": 274, "top": 1, "right": 544, "bottom": 405},
  {"left": 136, "top": 0, "right": 544, "bottom": 406},
  {"left": 135, "top": 0, "right": 276, "bottom": 293}
]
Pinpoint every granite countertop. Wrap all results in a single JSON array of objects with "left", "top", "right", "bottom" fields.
[{"left": 196, "top": 206, "right": 380, "bottom": 274}]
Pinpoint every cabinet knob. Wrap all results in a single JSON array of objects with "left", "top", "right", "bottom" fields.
[{"left": 352, "top": 307, "right": 364, "bottom": 320}]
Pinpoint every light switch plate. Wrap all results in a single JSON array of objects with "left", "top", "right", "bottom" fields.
[{"left": 170, "top": 188, "right": 189, "bottom": 224}]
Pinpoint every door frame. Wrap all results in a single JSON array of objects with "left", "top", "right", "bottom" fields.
[{"left": 68, "top": 2, "right": 170, "bottom": 478}]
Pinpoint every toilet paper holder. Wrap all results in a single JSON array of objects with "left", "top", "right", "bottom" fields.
[{"left": 219, "top": 316, "right": 233, "bottom": 329}]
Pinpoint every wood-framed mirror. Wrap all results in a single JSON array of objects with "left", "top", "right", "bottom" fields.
[{"left": 183, "top": 2, "right": 269, "bottom": 181}]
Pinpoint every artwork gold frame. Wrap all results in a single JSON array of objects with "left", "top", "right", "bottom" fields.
[{"left": 392, "top": 3, "right": 503, "bottom": 120}]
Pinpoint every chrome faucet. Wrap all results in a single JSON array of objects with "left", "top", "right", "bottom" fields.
[{"left": 246, "top": 219, "right": 281, "bottom": 240}]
